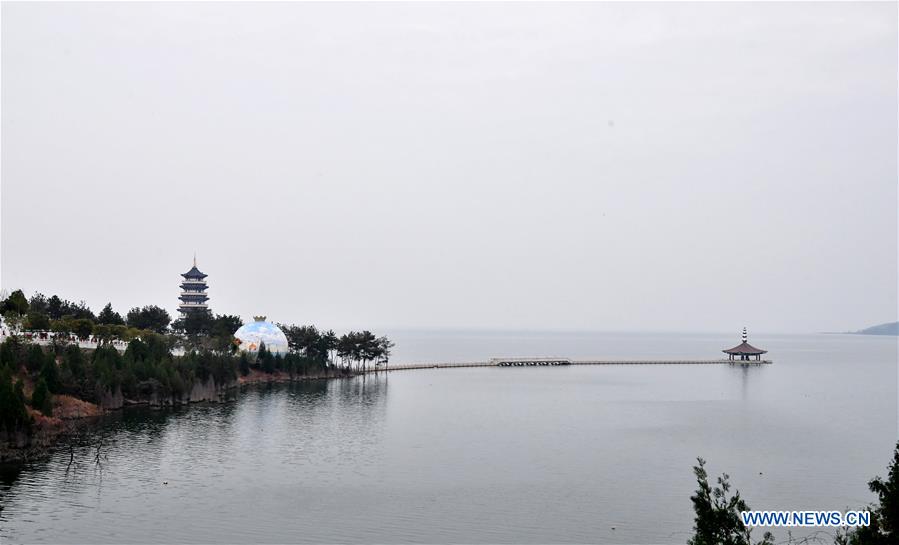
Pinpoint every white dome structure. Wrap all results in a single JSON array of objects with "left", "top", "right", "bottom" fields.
[{"left": 234, "top": 317, "right": 289, "bottom": 356}]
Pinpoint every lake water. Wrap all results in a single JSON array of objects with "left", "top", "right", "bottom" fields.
[{"left": 1, "top": 331, "right": 896, "bottom": 544}]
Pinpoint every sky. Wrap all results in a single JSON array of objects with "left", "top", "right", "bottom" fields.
[{"left": 1, "top": 2, "right": 896, "bottom": 333}]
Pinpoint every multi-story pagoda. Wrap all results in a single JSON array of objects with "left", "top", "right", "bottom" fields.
[{"left": 178, "top": 256, "right": 209, "bottom": 317}]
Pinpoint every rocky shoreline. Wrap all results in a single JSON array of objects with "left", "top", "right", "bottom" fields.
[{"left": 0, "top": 368, "right": 354, "bottom": 464}]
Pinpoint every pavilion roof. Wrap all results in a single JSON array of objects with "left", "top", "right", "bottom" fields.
[
  {"left": 181, "top": 265, "right": 207, "bottom": 279},
  {"left": 722, "top": 341, "right": 767, "bottom": 355}
]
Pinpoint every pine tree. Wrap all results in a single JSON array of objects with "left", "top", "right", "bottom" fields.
[
  {"left": 1, "top": 289, "right": 29, "bottom": 315},
  {"left": 845, "top": 442, "right": 899, "bottom": 545},
  {"left": 258, "top": 342, "right": 275, "bottom": 374},
  {"left": 31, "top": 377, "right": 52, "bottom": 416},
  {"left": 239, "top": 352, "right": 251, "bottom": 376},
  {"left": 688, "top": 458, "right": 773, "bottom": 545},
  {"left": 0, "top": 368, "right": 30, "bottom": 432},
  {"left": 26, "top": 345, "right": 45, "bottom": 373},
  {"left": 97, "top": 303, "right": 125, "bottom": 325},
  {"left": 40, "top": 353, "right": 60, "bottom": 393},
  {"left": 0, "top": 337, "right": 19, "bottom": 371}
]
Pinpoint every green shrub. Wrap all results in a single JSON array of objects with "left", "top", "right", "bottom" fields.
[
  {"left": 0, "top": 337, "right": 20, "bottom": 371},
  {"left": 26, "top": 345, "right": 45, "bottom": 373},
  {"left": 31, "top": 377, "right": 52, "bottom": 416},
  {"left": 0, "top": 368, "right": 31, "bottom": 432},
  {"left": 40, "top": 353, "right": 60, "bottom": 393}
]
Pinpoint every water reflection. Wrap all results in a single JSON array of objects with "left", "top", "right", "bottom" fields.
[
  {"left": 740, "top": 364, "right": 751, "bottom": 401},
  {"left": 0, "top": 333, "right": 894, "bottom": 544}
]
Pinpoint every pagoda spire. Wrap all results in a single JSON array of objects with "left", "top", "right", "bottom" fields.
[{"left": 742, "top": 327, "right": 748, "bottom": 343}]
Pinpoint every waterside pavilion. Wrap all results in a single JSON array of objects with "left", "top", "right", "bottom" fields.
[{"left": 723, "top": 327, "right": 767, "bottom": 361}]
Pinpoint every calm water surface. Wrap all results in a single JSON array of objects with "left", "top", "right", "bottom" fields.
[{"left": 0, "top": 331, "right": 895, "bottom": 544}]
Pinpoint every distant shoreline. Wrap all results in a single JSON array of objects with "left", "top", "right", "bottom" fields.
[{"left": 827, "top": 321, "right": 899, "bottom": 336}]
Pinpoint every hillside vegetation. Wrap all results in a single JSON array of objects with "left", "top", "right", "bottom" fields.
[{"left": 852, "top": 322, "right": 899, "bottom": 336}]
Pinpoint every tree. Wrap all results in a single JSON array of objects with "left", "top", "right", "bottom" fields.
[
  {"left": 376, "top": 336, "right": 394, "bottom": 369},
  {"left": 25, "top": 311, "right": 50, "bottom": 331},
  {"left": 1, "top": 289, "right": 29, "bottom": 315},
  {"left": 14, "top": 378, "right": 26, "bottom": 407},
  {"left": 50, "top": 318, "right": 71, "bottom": 336},
  {"left": 121, "top": 327, "right": 143, "bottom": 342},
  {"left": 258, "top": 342, "right": 276, "bottom": 374},
  {"left": 70, "top": 318, "right": 94, "bottom": 339},
  {"left": 172, "top": 310, "right": 214, "bottom": 335},
  {"left": 70, "top": 301, "right": 96, "bottom": 321},
  {"left": 97, "top": 303, "right": 125, "bottom": 325},
  {"left": 126, "top": 305, "right": 171, "bottom": 333},
  {"left": 337, "top": 332, "right": 359, "bottom": 370},
  {"left": 284, "top": 353, "right": 297, "bottom": 378},
  {"left": 323, "top": 329, "right": 338, "bottom": 364},
  {"left": 868, "top": 442, "right": 899, "bottom": 536},
  {"left": 40, "top": 353, "right": 61, "bottom": 393},
  {"left": 358, "top": 330, "right": 378, "bottom": 370},
  {"left": 0, "top": 367, "right": 30, "bottom": 433},
  {"left": 63, "top": 343, "right": 85, "bottom": 373},
  {"left": 239, "top": 352, "right": 251, "bottom": 376},
  {"left": 281, "top": 324, "right": 329, "bottom": 363},
  {"left": 0, "top": 337, "right": 20, "bottom": 370},
  {"left": 210, "top": 314, "right": 242, "bottom": 353},
  {"left": 844, "top": 442, "right": 899, "bottom": 545},
  {"left": 2, "top": 311, "right": 24, "bottom": 333},
  {"left": 92, "top": 324, "right": 120, "bottom": 343},
  {"left": 689, "top": 458, "right": 773, "bottom": 545},
  {"left": 26, "top": 345, "right": 45, "bottom": 373},
  {"left": 28, "top": 293, "right": 49, "bottom": 315},
  {"left": 332, "top": 330, "right": 390, "bottom": 371},
  {"left": 171, "top": 313, "right": 242, "bottom": 353},
  {"left": 47, "top": 295, "right": 64, "bottom": 320},
  {"left": 211, "top": 314, "right": 242, "bottom": 340},
  {"left": 31, "top": 377, "right": 52, "bottom": 416},
  {"left": 172, "top": 311, "right": 206, "bottom": 335}
]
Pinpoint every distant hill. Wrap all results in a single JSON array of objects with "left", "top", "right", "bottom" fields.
[{"left": 852, "top": 322, "right": 899, "bottom": 336}]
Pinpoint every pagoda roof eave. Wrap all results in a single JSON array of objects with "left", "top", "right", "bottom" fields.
[
  {"left": 722, "top": 341, "right": 767, "bottom": 355},
  {"left": 181, "top": 265, "right": 208, "bottom": 279}
]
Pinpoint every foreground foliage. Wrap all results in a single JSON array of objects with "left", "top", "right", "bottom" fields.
[
  {"left": 838, "top": 442, "right": 899, "bottom": 545},
  {"left": 692, "top": 443, "right": 899, "bottom": 545},
  {"left": 689, "top": 458, "right": 773, "bottom": 545}
]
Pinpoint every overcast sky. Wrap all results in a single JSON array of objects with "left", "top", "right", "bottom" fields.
[{"left": 1, "top": 2, "right": 896, "bottom": 333}]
